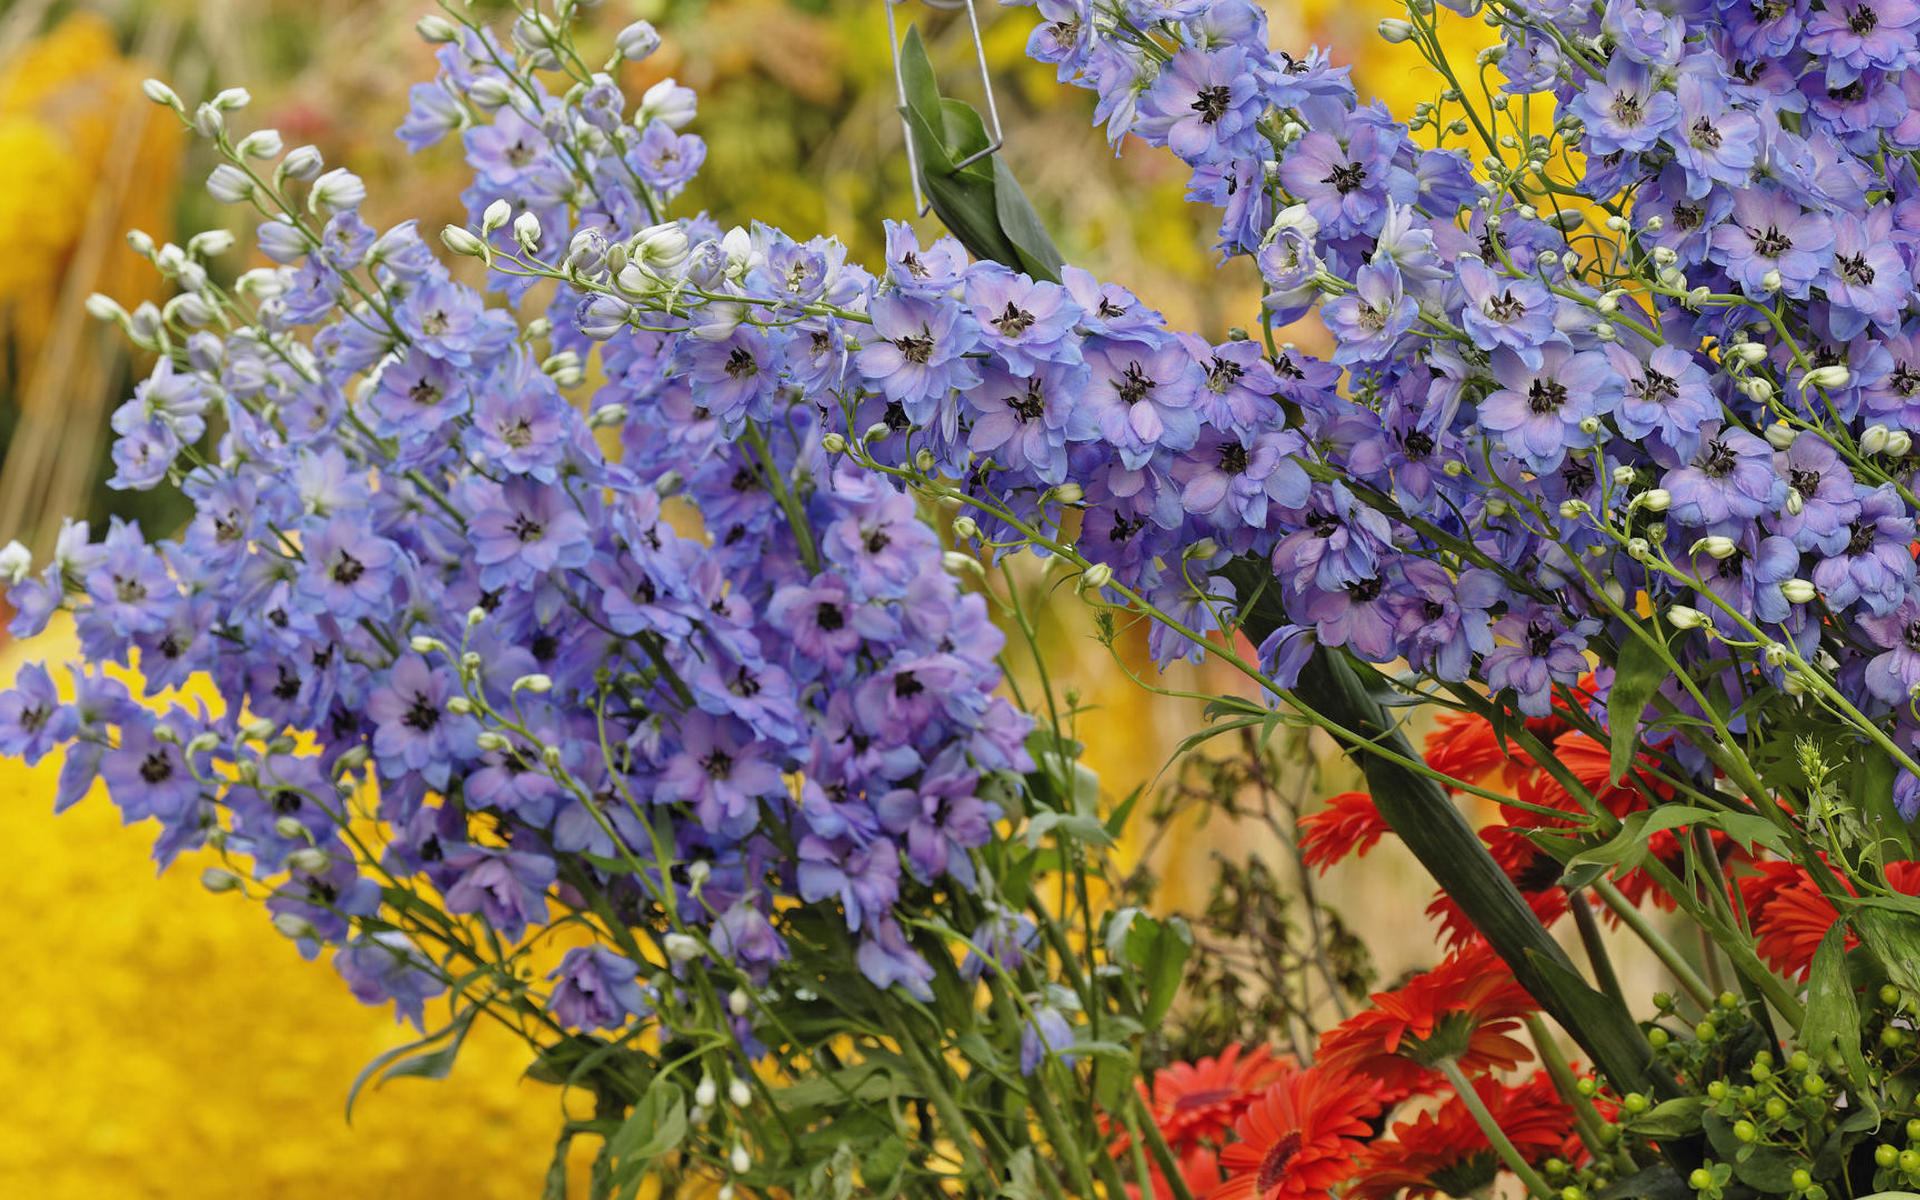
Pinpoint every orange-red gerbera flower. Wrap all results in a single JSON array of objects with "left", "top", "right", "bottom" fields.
[
  {"left": 1122, "top": 1144, "right": 1221, "bottom": 1200},
  {"left": 1141, "top": 1043, "right": 1291, "bottom": 1150},
  {"left": 1213, "top": 1063, "right": 1383, "bottom": 1200},
  {"left": 1348, "top": 1071, "right": 1572, "bottom": 1200},
  {"left": 1299, "top": 792, "right": 1391, "bottom": 874},
  {"left": 1315, "top": 941, "right": 1538, "bottom": 1100},
  {"left": 1741, "top": 860, "right": 1920, "bottom": 978}
]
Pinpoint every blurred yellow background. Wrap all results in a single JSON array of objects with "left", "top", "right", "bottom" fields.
[{"left": 0, "top": 2, "right": 1486, "bottom": 1196}]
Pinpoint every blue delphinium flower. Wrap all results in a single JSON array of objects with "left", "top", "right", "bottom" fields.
[
  {"left": 1455, "top": 256, "right": 1559, "bottom": 368},
  {"left": 1133, "top": 46, "right": 1261, "bottom": 161},
  {"left": 1076, "top": 334, "right": 1201, "bottom": 468},
  {"left": 1569, "top": 55, "right": 1679, "bottom": 155},
  {"left": 1484, "top": 607, "right": 1600, "bottom": 718},
  {"left": 1709, "top": 188, "right": 1835, "bottom": 298},
  {"left": 1478, "top": 344, "right": 1621, "bottom": 472},
  {"left": 1812, "top": 484, "right": 1918, "bottom": 616},
  {"left": 546, "top": 946, "right": 650, "bottom": 1031},
  {"left": 1322, "top": 258, "right": 1418, "bottom": 366},
  {"left": 858, "top": 293, "right": 982, "bottom": 424},
  {"left": 0, "top": 662, "right": 77, "bottom": 766},
  {"left": 335, "top": 933, "right": 447, "bottom": 1031},
  {"left": 1662, "top": 425, "right": 1788, "bottom": 526}
]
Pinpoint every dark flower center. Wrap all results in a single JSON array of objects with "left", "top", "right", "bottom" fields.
[
  {"left": 508, "top": 514, "right": 544, "bottom": 543},
  {"left": 992, "top": 301, "right": 1035, "bottom": 337},
  {"left": 1701, "top": 439, "right": 1738, "bottom": 477},
  {"left": 1423, "top": 598, "right": 1447, "bottom": 620},
  {"left": 1637, "top": 370, "right": 1679, "bottom": 403},
  {"left": 1404, "top": 430, "right": 1435, "bottom": 459},
  {"left": 815, "top": 602, "right": 845, "bottom": 631},
  {"left": 893, "top": 671, "right": 924, "bottom": 698},
  {"left": 18, "top": 704, "right": 49, "bottom": 734},
  {"left": 724, "top": 347, "right": 758, "bottom": 379},
  {"left": 1008, "top": 381, "right": 1047, "bottom": 423},
  {"left": 271, "top": 790, "right": 303, "bottom": 815},
  {"left": 1108, "top": 514, "right": 1146, "bottom": 544},
  {"left": 895, "top": 332, "right": 935, "bottom": 365},
  {"left": 1789, "top": 468, "right": 1822, "bottom": 494},
  {"left": 1486, "top": 291, "right": 1527, "bottom": 322},
  {"left": 140, "top": 750, "right": 174, "bottom": 784},
  {"left": 1097, "top": 297, "right": 1127, "bottom": 320},
  {"left": 1903, "top": 620, "right": 1920, "bottom": 653},
  {"left": 1835, "top": 253, "right": 1875, "bottom": 286},
  {"left": 1674, "top": 202, "right": 1704, "bottom": 230},
  {"left": 402, "top": 691, "right": 440, "bottom": 732},
  {"left": 1527, "top": 622, "right": 1557, "bottom": 657},
  {"left": 1689, "top": 117, "right": 1723, "bottom": 149},
  {"left": 883, "top": 401, "right": 912, "bottom": 431},
  {"left": 865, "top": 529, "right": 890, "bottom": 554},
  {"left": 1308, "top": 510, "right": 1342, "bottom": 538},
  {"left": 1527, "top": 379, "right": 1569, "bottom": 414},
  {"left": 1893, "top": 364, "right": 1920, "bottom": 397},
  {"left": 1847, "top": 518, "right": 1878, "bottom": 557},
  {"left": 1191, "top": 84, "right": 1233, "bottom": 124},
  {"left": 731, "top": 666, "right": 760, "bottom": 697},
  {"left": 1348, "top": 576, "right": 1383, "bottom": 603},
  {"left": 900, "top": 251, "right": 927, "bottom": 279},
  {"left": 701, "top": 750, "right": 733, "bottom": 779},
  {"left": 1256, "top": 1132, "right": 1303, "bottom": 1194},
  {"left": 114, "top": 575, "right": 147, "bottom": 604},
  {"left": 1116, "top": 362, "right": 1155, "bottom": 406},
  {"left": 1611, "top": 93, "right": 1644, "bottom": 124},
  {"left": 1219, "top": 443, "right": 1251, "bottom": 474},
  {"left": 1850, "top": 5, "right": 1879, "bottom": 33},
  {"left": 408, "top": 378, "right": 442, "bottom": 406},
  {"left": 1829, "top": 80, "right": 1865, "bottom": 103},
  {"left": 1750, "top": 225, "right": 1792, "bottom": 258},
  {"left": 332, "top": 552, "right": 366, "bottom": 585},
  {"left": 1324, "top": 161, "right": 1368, "bottom": 194},
  {"left": 273, "top": 665, "right": 301, "bottom": 701}
]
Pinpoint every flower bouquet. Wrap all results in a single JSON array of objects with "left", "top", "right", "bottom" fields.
[{"left": 8, "top": 0, "right": 1920, "bottom": 1197}]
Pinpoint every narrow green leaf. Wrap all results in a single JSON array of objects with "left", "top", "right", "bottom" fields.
[
  {"left": 1607, "top": 626, "right": 1669, "bottom": 784},
  {"left": 345, "top": 1006, "right": 477, "bottom": 1124},
  {"left": 991, "top": 156, "right": 1064, "bottom": 283}
]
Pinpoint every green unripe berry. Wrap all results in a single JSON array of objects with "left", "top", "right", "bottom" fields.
[
  {"left": 1625, "top": 1093, "right": 1650, "bottom": 1114},
  {"left": 1802, "top": 1074, "right": 1826, "bottom": 1096},
  {"left": 1752, "top": 1062, "right": 1772, "bottom": 1082},
  {"left": 1791, "top": 1170, "right": 1813, "bottom": 1191},
  {"left": 1906, "top": 1117, "right": 1920, "bottom": 1141},
  {"left": 1765, "top": 1097, "right": 1789, "bottom": 1120},
  {"left": 1577, "top": 1077, "right": 1598, "bottom": 1097},
  {"left": 1740, "top": 1086, "right": 1760, "bottom": 1107},
  {"left": 1806, "top": 1186, "right": 1826, "bottom": 1200},
  {"left": 1789, "top": 1051, "right": 1811, "bottom": 1072},
  {"left": 1648, "top": 1027, "right": 1671, "bottom": 1049},
  {"left": 1561, "top": 1187, "right": 1583, "bottom": 1200},
  {"left": 1718, "top": 991, "right": 1740, "bottom": 1010},
  {"left": 1882, "top": 984, "right": 1902, "bottom": 1006},
  {"left": 1689, "top": 1169, "right": 1713, "bottom": 1191},
  {"left": 1882, "top": 1025, "right": 1906, "bottom": 1049},
  {"left": 1875, "top": 1145, "right": 1898, "bottom": 1168},
  {"left": 1545, "top": 1159, "right": 1569, "bottom": 1177},
  {"left": 1598, "top": 1124, "right": 1620, "bottom": 1145},
  {"left": 1734, "top": 1120, "right": 1759, "bottom": 1143},
  {"left": 1696, "top": 1021, "right": 1716, "bottom": 1041},
  {"left": 1753, "top": 1050, "right": 1774, "bottom": 1066},
  {"left": 1706, "top": 1080, "right": 1729, "bottom": 1101},
  {"left": 1900, "top": 1150, "right": 1920, "bottom": 1173},
  {"left": 1654, "top": 991, "right": 1674, "bottom": 1010}
]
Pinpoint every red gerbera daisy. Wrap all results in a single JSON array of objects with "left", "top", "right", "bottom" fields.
[
  {"left": 1348, "top": 1071, "right": 1572, "bottom": 1200},
  {"left": 1213, "top": 1063, "right": 1383, "bottom": 1200},
  {"left": 1741, "top": 860, "right": 1920, "bottom": 978},
  {"left": 1299, "top": 792, "right": 1391, "bottom": 874},
  {"left": 1122, "top": 1144, "right": 1221, "bottom": 1200},
  {"left": 1315, "top": 941, "right": 1538, "bottom": 1101},
  {"left": 1141, "top": 1043, "right": 1290, "bottom": 1150}
]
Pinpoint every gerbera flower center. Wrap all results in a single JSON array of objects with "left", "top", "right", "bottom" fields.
[{"left": 1256, "top": 1132, "right": 1302, "bottom": 1193}]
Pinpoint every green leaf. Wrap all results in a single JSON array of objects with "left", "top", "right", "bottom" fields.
[
  {"left": 1607, "top": 626, "right": 1670, "bottom": 783},
  {"left": 991, "top": 156, "right": 1064, "bottom": 283},
  {"left": 999, "top": 1147, "right": 1045, "bottom": 1200},
  {"left": 772, "top": 1061, "right": 911, "bottom": 1113},
  {"left": 1596, "top": 1165, "right": 1694, "bottom": 1200},
  {"left": 345, "top": 1005, "right": 479, "bottom": 1124},
  {"left": 1560, "top": 812, "right": 1651, "bottom": 888},
  {"left": 1623, "top": 1095, "right": 1707, "bottom": 1139},
  {"left": 607, "top": 1083, "right": 688, "bottom": 1182},
  {"left": 1023, "top": 809, "right": 1114, "bottom": 849},
  {"left": 1805, "top": 922, "right": 1875, "bottom": 1119},
  {"left": 1124, "top": 913, "right": 1194, "bottom": 1025},
  {"left": 1850, "top": 904, "right": 1920, "bottom": 998},
  {"left": 1704, "top": 1111, "right": 1799, "bottom": 1191}
]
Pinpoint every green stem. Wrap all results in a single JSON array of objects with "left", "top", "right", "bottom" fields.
[
  {"left": 1592, "top": 879, "right": 1714, "bottom": 1009},
  {"left": 1438, "top": 1057, "right": 1556, "bottom": 1200}
]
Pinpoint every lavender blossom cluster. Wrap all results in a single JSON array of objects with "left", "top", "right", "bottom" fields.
[{"left": 0, "top": 20, "right": 1035, "bottom": 1031}]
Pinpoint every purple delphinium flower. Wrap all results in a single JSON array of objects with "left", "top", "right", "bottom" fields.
[
  {"left": 1773, "top": 434, "right": 1860, "bottom": 554},
  {"left": 335, "top": 932, "right": 446, "bottom": 1030},
  {"left": 1478, "top": 343, "right": 1621, "bottom": 472},
  {"left": 466, "top": 355, "right": 571, "bottom": 480},
  {"left": 0, "top": 662, "right": 77, "bottom": 766},
  {"left": 1170, "top": 428, "right": 1312, "bottom": 532},
  {"left": 98, "top": 717, "right": 205, "bottom": 824},
  {"left": 441, "top": 845, "right": 557, "bottom": 943},
  {"left": 1076, "top": 335, "right": 1201, "bottom": 468},
  {"left": 629, "top": 119, "right": 705, "bottom": 194},
  {"left": 857, "top": 293, "right": 982, "bottom": 425},
  {"left": 1605, "top": 342, "right": 1717, "bottom": 465},
  {"left": 1820, "top": 206, "right": 1911, "bottom": 339},
  {"left": 856, "top": 917, "right": 935, "bottom": 1000},
  {"left": 297, "top": 514, "right": 402, "bottom": 621},
  {"left": 1302, "top": 573, "right": 1400, "bottom": 662},
  {"left": 874, "top": 751, "right": 996, "bottom": 886},
  {"left": 366, "top": 655, "right": 477, "bottom": 789},
  {"left": 1812, "top": 484, "right": 1917, "bottom": 616},
  {"left": 962, "top": 361, "right": 1083, "bottom": 486},
  {"left": 1861, "top": 589, "right": 1920, "bottom": 704},
  {"left": 1133, "top": 46, "right": 1261, "bottom": 162},
  {"left": 1271, "top": 482, "right": 1395, "bottom": 597},
  {"left": 655, "top": 714, "right": 785, "bottom": 839},
  {"left": 1569, "top": 55, "right": 1679, "bottom": 154},
  {"left": 1662, "top": 425, "right": 1788, "bottom": 526},
  {"left": 680, "top": 325, "right": 777, "bottom": 426},
  {"left": 1020, "top": 1004, "right": 1076, "bottom": 1076},
  {"left": 1668, "top": 71, "right": 1760, "bottom": 198},
  {"left": 1484, "top": 607, "right": 1600, "bottom": 718},
  {"left": 796, "top": 835, "right": 901, "bottom": 933},
  {"left": 1804, "top": 0, "right": 1920, "bottom": 83},
  {"left": 767, "top": 573, "right": 898, "bottom": 678},
  {"left": 1455, "top": 256, "right": 1559, "bottom": 368},
  {"left": 1689, "top": 532, "right": 1801, "bottom": 623},
  {"left": 366, "top": 350, "right": 469, "bottom": 439},
  {"left": 1277, "top": 122, "right": 1396, "bottom": 239},
  {"left": 1322, "top": 258, "right": 1418, "bottom": 366},
  {"left": 711, "top": 902, "right": 788, "bottom": 982},
  {"left": 1709, "top": 187, "right": 1835, "bottom": 298},
  {"left": 963, "top": 264, "right": 1082, "bottom": 373},
  {"left": 546, "top": 946, "right": 649, "bottom": 1031},
  {"left": 465, "top": 478, "right": 593, "bottom": 589},
  {"left": 1387, "top": 562, "right": 1501, "bottom": 683}
]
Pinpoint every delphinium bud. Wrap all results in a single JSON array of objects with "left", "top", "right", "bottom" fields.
[
  {"left": 234, "top": 128, "right": 283, "bottom": 159},
  {"left": 820, "top": 432, "right": 846, "bottom": 455},
  {"left": 614, "top": 20, "right": 661, "bottom": 61},
  {"left": 637, "top": 78, "right": 698, "bottom": 130},
  {"left": 513, "top": 211, "right": 543, "bottom": 250},
  {"left": 1888, "top": 430, "right": 1913, "bottom": 457},
  {"left": 1801, "top": 365, "right": 1851, "bottom": 391},
  {"left": 1760, "top": 269, "right": 1783, "bottom": 292},
  {"left": 695, "top": 1075, "right": 718, "bottom": 1107},
  {"left": 207, "top": 164, "right": 255, "bottom": 204},
  {"left": 192, "top": 103, "right": 224, "bottom": 138},
  {"left": 729, "top": 988, "right": 751, "bottom": 1015},
  {"left": 729, "top": 1144, "right": 751, "bottom": 1174},
  {"left": 1378, "top": 18, "right": 1416, "bottom": 41},
  {"left": 0, "top": 541, "right": 31, "bottom": 586},
  {"left": 1081, "top": 563, "right": 1114, "bottom": 591},
  {"left": 1862, "top": 425, "right": 1892, "bottom": 455},
  {"left": 1728, "top": 341, "right": 1769, "bottom": 367},
  {"left": 482, "top": 198, "right": 513, "bottom": 232},
  {"left": 1639, "top": 488, "right": 1671, "bottom": 512},
  {"left": 1668, "top": 605, "right": 1706, "bottom": 629},
  {"left": 278, "top": 144, "right": 324, "bottom": 183},
  {"left": 309, "top": 167, "right": 367, "bottom": 214},
  {"left": 84, "top": 293, "right": 129, "bottom": 327},
  {"left": 272, "top": 913, "right": 317, "bottom": 940},
  {"left": 416, "top": 14, "right": 460, "bottom": 42},
  {"left": 664, "top": 933, "right": 700, "bottom": 960},
  {"left": 442, "top": 225, "right": 490, "bottom": 259},
  {"left": 201, "top": 868, "right": 242, "bottom": 893},
  {"left": 1695, "top": 536, "right": 1738, "bottom": 559},
  {"left": 1784, "top": 488, "right": 1804, "bottom": 516},
  {"left": 143, "top": 78, "right": 184, "bottom": 110}
]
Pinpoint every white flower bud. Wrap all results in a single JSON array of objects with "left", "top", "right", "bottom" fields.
[
  {"left": 446, "top": 696, "right": 476, "bottom": 714},
  {"left": 1801, "top": 365, "right": 1852, "bottom": 391},
  {"left": 513, "top": 673, "right": 553, "bottom": 693},
  {"left": 1611, "top": 466, "right": 1637, "bottom": 488},
  {"left": 278, "top": 144, "right": 324, "bottom": 182},
  {"left": 1644, "top": 214, "right": 1664, "bottom": 231},
  {"left": 1763, "top": 643, "right": 1789, "bottom": 667},
  {"left": 637, "top": 79, "right": 698, "bottom": 130},
  {"left": 164, "top": 294, "right": 214, "bottom": 327},
  {"left": 1593, "top": 321, "right": 1616, "bottom": 342},
  {"left": 482, "top": 198, "right": 513, "bottom": 232},
  {"left": 207, "top": 164, "right": 254, "bottom": 204},
  {"left": 1760, "top": 269, "right": 1782, "bottom": 292},
  {"left": 1784, "top": 488, "right": 1805, "bottom": 516},
  {"left": 0, "top": 540, "right": 32, "bottom": 586},
  {"left": 441, "top": 225, "right": 491, "bottom": 260},
  {"left": 212, "top": 87, "right": 252, "bottom": 111},
  {"left": 1763, "top": 422, "right": 1797, "bottom": 450},
  {"left": 728, "top": 987, "right": 751, "bottom": 1015},
  {"left": 632, "top": 223, "right": 691, "bottom": 273},
  {"left": 466, "top": 606, "right": 488, "bottom": 628},
  {"left": 476, "top": 731, "right": 511, "bottom": 752},
  {"left": 664, "top": 933, "right": 701, "bottom": 961},
  {"left": 1695, "top": 536, "right": 1738, "bottom": 560},
  {"left": 728, "top": 1077, "right": 753, "bottom": 1107},
  {"left": 1082, "top": 562, "right": 1115, "bottom": 590},
  {"left": 820, "top": 432, "right": 846, "bottom": 455},
  {"left": 1485, "top": 496, "right": 1511, "bottom": 517},
  {"left": 589, "top": 403, "right": 628, "bottom": 428},
  {"left": 695, "top": 1076, "right": 718, "bottom": 1107},
  {"left": 513, "top": 211, "right": 543, "bottom": 250},
  {"left": 1781, "top": 579, "right": 1817, "bottom": 604},
  {"left": 191, "top": 103, "right": 225, "bottom": 138},
  {"left": 1050, "top": 482, "right": 1084, "bottom": 505},
  {"left": 1626, "top": 537, "right": 1651, "bottom": 561},
  {"left": 234, "top": 128, "right": 283, "bottom": 159},
  {"left": 729, "top": 1144, "right": 751, "bottom": 1175},
  {"left": 942, "top": 551, "right": 983, "bottom": 577},
  {"left": 272, "top": 913, "right": 317, "bottom": 940},
  {"left": 913, "top": 448, "right": 936, "bottom": 472},
  {"left": 286, "top": 847, "right": 330, "bottom": 872},
  {"left": 202, "top": 868, "right": 242, "bottom": 893},
  {"left": 1891, "top": 431, "right": 1914, "bottom": 458},
  {"left": 1783, "top": 671, "right": 1808, "bottom": 696},
  {"left": 1559, "top": 499, "right": 1590, "bottom": 519},
  {"left": 274, "top": 814, "right": 308, "bottom": 840},
  {"left": 84, "top": 293, "right": 129, "bottom": 326},
  {"left": 143, "top": 78, "right": 183, "bottom": 110},
  {"left": 1184, "top": 538, "right": 1220, "bottom": 560},
  {"left": 1862, "top": 424, "right": 1891, "bottom": 455},
  {"left": 614, "top": 21, "right": 661, "bottom": 61},
  {"left": 188, "top": 230, "right": 237, "bottom": 261},
  {"left": 1639, "top": 488, "right": 1671, "bottom": 512},
  {"left": 1649, "top": 246, "right": 1678, "bottom": 267},
  {"left": 952, "top": 515, "right": 978, "bottom": 541},
  {"left": 687, "top": 860, "right": 711, "bottom": 894},
  {"left": 309, "top": 168, "right": 367, "bottom": 214},
  {"left": 1595, "top": 292, "right": 1619, "bottom": 315},
  {"left": 1667, "top": 605, "right": 1706, "bottom": 629},
  {"left": 468, "top": 76, "right": 513, "bottom": 109},
  {"left": 416, "top": 14, "right": 460, "bottom": 42},
  {"left": 1728, "top": 341, "right": 1768, "bottom": 367},
  {"left": 1578, "top": 415, "right": 1603, "bottom": 435},
  {"left": 1739, "top": 377, "right": 1775, "bottom": 403},
  {"left": 409, "top": 635, "right": 444, "bottom": 655},
  {"left": 1377, "top": 18, "right": 1416, "bottom": 41}
]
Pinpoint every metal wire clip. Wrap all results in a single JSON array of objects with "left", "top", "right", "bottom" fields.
[{"left": 883, "top": 0, "right": 1004, "bottom": 217}]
